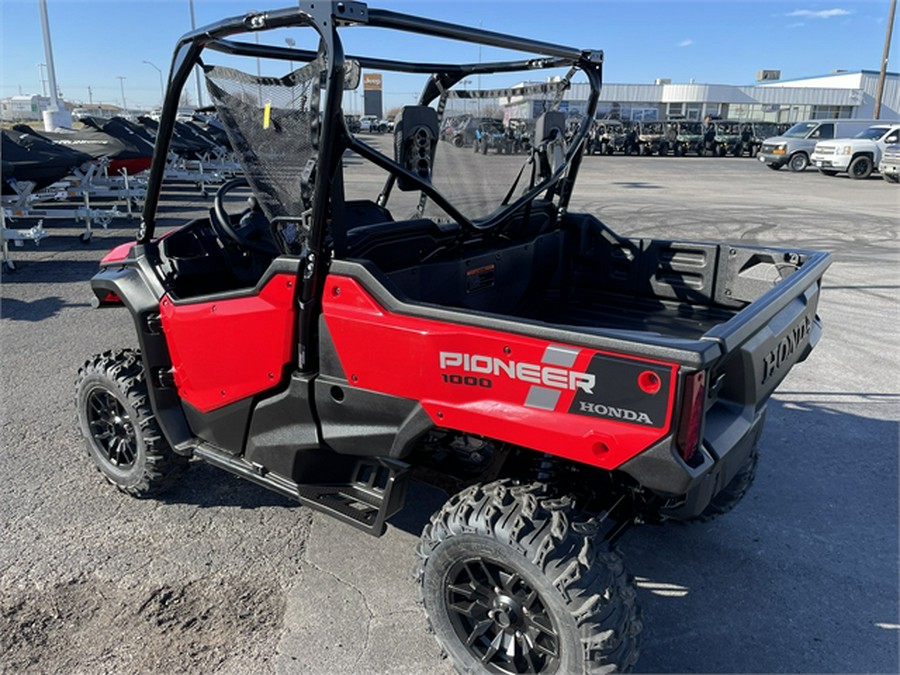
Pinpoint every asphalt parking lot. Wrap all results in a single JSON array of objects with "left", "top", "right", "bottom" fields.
[{"left": 1, "top": 155, "right": 898, "bottom": 674}]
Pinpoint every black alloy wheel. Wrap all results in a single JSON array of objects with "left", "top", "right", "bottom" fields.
[
  {"left": 416, "top": 480, "right": 641, "bottom": 674},
  {"left": 85, "top": 387, "right": 138, "bottom": 469},
  {"left": 445, "top": 557, "right": 560, "bottom": 673},
  {"left": 76, "top": 349, "right": 188, "bottom": 497}
]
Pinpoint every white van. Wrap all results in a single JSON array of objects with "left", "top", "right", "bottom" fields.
[{"left": 757, "top": 119, "right": 881, "bottom": 172}]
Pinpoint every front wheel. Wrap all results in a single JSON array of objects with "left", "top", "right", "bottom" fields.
[
  {"left": 75, "top": 349, "right": 188, "bottom": 497},
  {"left": 416, "top": 480, "right": 641, "bottom": 674},
  {"left": 848, "top": 155, "right": 874, "bottom": 180},
  {"left": 788, "top": 153, "right": 809, "bottom": 172}
]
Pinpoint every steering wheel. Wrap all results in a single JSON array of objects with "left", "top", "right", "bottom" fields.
[{"left": 212, "top": 177, "right": 279, "bottom": 255}]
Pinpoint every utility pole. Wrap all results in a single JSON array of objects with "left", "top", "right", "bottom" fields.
[
  {"left": 117, "top": 76, "right": 127, "bottom": 113},
  {"left": 88, "top": 86, "right": 93, "bottom": 105},
  {"left": 874, "top": 0, "right": 897, "bottom": 119}
]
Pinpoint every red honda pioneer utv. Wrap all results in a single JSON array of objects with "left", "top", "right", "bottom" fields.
[{"left": 75, "top": 3, "right": 830, "bottom": 672}]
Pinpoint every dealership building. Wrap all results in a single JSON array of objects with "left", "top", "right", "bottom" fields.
[{"left": 502, "top": 70, "right": 900, "bottom": 123}]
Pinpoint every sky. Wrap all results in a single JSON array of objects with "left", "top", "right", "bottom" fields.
[{"left": 0, "top": 0, "right": 895, "bottom": 112}]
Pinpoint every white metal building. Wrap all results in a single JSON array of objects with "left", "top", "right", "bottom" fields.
[
  {"left": 0, "top": 95, "right": 53, "bottom": 122},
  {"left": 503, "top": 70, "right": 899, "bottom": 123}
]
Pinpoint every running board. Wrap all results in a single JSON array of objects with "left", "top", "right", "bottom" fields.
[{"left": 193, "top": 443, "right": 409, "bottom": 536}]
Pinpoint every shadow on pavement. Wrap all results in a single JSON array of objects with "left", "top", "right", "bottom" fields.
[
  {"left": 625, "top": 396, "right": 898, "bottom": 673},
  {"left": 82, "top": 380, "right": 897, "bottom": 673}
]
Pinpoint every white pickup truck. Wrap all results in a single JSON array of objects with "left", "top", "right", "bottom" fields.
[
  {"left": 878, "top": 143, "right": 900, "bottom": 183},
  {"left": 811, "top": 123, "right": 900, "bottom": 179}
]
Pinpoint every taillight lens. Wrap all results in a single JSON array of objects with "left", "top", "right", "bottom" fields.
[{"left": 676, "top": 371, "right": 706, "bottom": 465}]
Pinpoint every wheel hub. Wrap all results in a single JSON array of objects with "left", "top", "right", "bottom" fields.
[{"left": 490, "top": 594, "right": 523, "bottom": 630}]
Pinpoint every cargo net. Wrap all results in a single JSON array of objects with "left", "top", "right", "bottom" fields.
[{"left": 205, "top": 58, "right": 323, "bottom": 220}]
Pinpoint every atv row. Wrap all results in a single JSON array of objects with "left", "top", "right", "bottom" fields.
[{"left": 589, "top": 120, "right": 786, "bottom": 157}]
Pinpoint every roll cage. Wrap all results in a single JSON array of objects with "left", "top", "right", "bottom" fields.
[
  {"left": 139, "top": 1, "right": 602, "bottom": 239},
  {"left": 135, "top": 2, "right": 603, "bottom": 374}
]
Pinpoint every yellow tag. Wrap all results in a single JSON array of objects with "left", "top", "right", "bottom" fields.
[{"left": 263, "top": 101, "right": 272, "bottom": 129}]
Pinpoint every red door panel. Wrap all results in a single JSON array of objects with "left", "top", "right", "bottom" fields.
[{"left": 160, "top": 274, "right": 297, "bottom": 413}]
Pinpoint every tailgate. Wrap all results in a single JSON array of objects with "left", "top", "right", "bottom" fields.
[{"left": 703, "top": 250, "right": 830, "bottom": 408}]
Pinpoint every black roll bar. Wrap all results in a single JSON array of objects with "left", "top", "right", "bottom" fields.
[{"left": 138, "top": 2, "right": 602, "bottom": 244}]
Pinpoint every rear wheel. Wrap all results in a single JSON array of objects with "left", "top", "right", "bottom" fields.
[
  {"left": 848, "top": 155, "right": 874, "bottom": 180},
  {"left": 416, "top": 480, "right": 641, "bottom": 674},
  {"left": 884, "top": 173, "right": 900, "bottom": 183},
  {"left": 75, "top": 349, "right": 188, "bottom": 497}
]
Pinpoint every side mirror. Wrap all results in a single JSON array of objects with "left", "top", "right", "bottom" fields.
[{"left": 343, "top": 60, "right": 361, "bottom": 90}]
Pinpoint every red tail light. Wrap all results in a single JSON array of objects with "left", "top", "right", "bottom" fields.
[
  {"left": 676, "top": 371, "right": 706, "bottom": 465},
  {"left": 91, "top": 290, "right": 123, "bottom": 308}
]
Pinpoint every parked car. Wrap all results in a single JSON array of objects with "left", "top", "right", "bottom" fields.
[
  {"left": 72, "top": 4, "right": 831, "bottom": 672},
  {"left": 878, "top": 143, "right": 900, "bottom": 183},
  {"left": 588, "top": 120, "right": 623, "bottom": 154},
  {"left": 359, "top": 114, "right": 389, "bottom": 133},
  {"left": 757, "top": 118, "right": 881, "bottom": 172},
  {"left": 505, "top": 118, "right": 534, "bottom": 154},
  {"left": 811, "top": 123, "right": 900, "bottom": 179}
]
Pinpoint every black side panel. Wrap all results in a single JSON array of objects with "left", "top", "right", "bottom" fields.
[
  {"left": 182, "top": 398, "right": 252, "bottom": 456},
  {"left": 315, "top": 375, "right": 427, "bottom": 458},
  {"left": 244, "top": 373, "right": 331, "bottom": 481},
  {"left": 384, "top": 232, "right": 562, "bottom": 314},
  {"left": 317, "top": 318, "right": 432, "bottom": 458}
]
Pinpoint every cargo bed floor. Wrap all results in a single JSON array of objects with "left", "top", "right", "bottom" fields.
[{"left": 517, "top": 291, "right": 736, "bottom": 340}]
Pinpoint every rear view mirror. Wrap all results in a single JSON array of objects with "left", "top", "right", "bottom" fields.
[{"left": 344, "top": 60, "right": 360, "bottom": 90}]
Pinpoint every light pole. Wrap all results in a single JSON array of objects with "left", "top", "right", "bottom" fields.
[
  {"left": 38, "top": 0, "right": 71, "bottom": 129},
  {"left": 117, "top": 76, "right": 127, "bottom": 114},
  {"left": 37, "top": 63, "right": 48, "bottom": 96},
  {"left": 188, "top": 0, "right": 204, "bottom": 107},
  {"left": 143, "top": 60, "right": 164, "bottom": 107}
]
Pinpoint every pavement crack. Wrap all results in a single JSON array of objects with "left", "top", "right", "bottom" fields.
[{"left": 299, "top": 549, "right": 374, "bottom": 665}]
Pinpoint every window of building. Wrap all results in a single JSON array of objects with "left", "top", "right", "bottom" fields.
[{"left": 666, "top": 102, "right": 685, "bottom": 118}]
